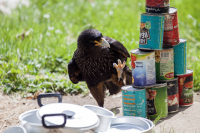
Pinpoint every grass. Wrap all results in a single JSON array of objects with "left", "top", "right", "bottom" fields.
[{"left": 0, "top": 0, "right": 200, "bottom": 96}]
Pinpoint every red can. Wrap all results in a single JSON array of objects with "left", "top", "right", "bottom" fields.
[
  {"left": 163, "top": 7, "right": 180, "bottom": 46},
  {"left": 146, "top": 0, "right": 170, "bottom": 14},
  {"left": 176, "top": 70, "right": 193, "bottom": 106}
]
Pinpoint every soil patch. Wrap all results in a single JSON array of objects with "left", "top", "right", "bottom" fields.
[
  {"left": 0, "top": 92, "right": 122, "bottom": 132},
  {"left": 0, "top": 91, "right": 200, "bottom": 132}
]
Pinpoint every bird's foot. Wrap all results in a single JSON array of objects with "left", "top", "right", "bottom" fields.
[{"left": 113, "top": 59, "right": 126, "bottom": 81}]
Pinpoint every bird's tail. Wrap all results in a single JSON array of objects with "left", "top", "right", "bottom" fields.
[{"left": 104, "top": 66, "right": 132, "bottom": 95}]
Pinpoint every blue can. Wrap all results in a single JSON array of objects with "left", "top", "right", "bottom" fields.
[
  {"left": 173, "top": 38, "right": 187, "bottom": 75},
  {"left": 139, "top": 13, "right": 165, "bottom": 50},
  {"left": 122, "top": 85, "right": 146, "bottom": 118}
]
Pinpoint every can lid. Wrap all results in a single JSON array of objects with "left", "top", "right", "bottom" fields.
[
  {"left": 122, "top": 85, "right": 145, "bottom": 91},
  {"left": 130, "top": 48, "right": 154, "bottom": 55},
  {"left": 186, "top": 69, "right": 193, "bottom": 74},
  {"left": 146, "top": 83, "right": 167, "bottom": 88},
  {"left": 180, "top": 38, "right": 187, "bottom": 43},
  {"left": 175, "top": 69, "right": 193, "bottom": 76},
  {"left": 169, "top": 7, "right": 177, "bottom": 14},
  {"left": 157, "top": 77, "right": 178, "bottom": 83},
  {"left": 141, "top": 13, "right": 165, "bottom": 17}
]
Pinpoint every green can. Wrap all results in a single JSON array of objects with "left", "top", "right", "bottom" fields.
[
  {"left": 155, "top": 46, "right": 174, "bottom": 81},
  {"left": 146, "top": 83, "right": 168, "bottom": 119}
]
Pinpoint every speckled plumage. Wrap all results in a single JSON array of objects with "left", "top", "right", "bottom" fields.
[{"left": 68, "top": 29, "right": 132, "bottom": 107}]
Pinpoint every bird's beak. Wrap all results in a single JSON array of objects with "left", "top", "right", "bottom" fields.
[{"left": 95, "top": 38, "right": 110, "bottom": 48}]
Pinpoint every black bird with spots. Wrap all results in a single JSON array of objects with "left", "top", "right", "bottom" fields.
[{"left": 68, "top": 29, "right": 132, "bottom": 107}]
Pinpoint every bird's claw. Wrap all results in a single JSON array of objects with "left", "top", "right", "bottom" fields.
[
  {"left": 118, "top": 78, "right": 120, "bottom": 82},
  {"left": 113, "top": 59, "right": 126, "bottom": 81}
]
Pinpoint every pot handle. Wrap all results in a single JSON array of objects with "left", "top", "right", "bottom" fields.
[
  {"left": 37, "top": 93, "right": 62, "bottom": 107},
  {"left": 42, "top": 113, "right": 67, "bottom": 128}
]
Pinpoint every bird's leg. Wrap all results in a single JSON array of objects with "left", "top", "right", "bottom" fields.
[
  {"left": 89, "top": 82, "right": 105, "bottom": 107},
  {"left": 113, "top": 59, "right": 126, "bottom": 81},
  {"left": 122, "top": 71, "right": 126, "bottom": 85}
]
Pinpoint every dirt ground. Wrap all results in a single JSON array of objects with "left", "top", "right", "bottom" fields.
[
  {"left": 0, "top": 91, "right": 200, "bottom": 132},
  {"left": 0, "top": 91, "right": 123, "bottom": 132}
]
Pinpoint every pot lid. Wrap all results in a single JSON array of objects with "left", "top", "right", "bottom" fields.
[
  {"left": 37, "top": 103, "right": 99, "bottom": 129},
  {"left": 130, "top": 48, "right": 154, "bottom": 55}
]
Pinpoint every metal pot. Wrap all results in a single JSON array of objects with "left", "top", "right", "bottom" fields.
[
  {"left": 19, "top": 93, "right": 99, "bottom": 133},
  {"left": 83, "top": 105, "right": 115, "bottom": 132},
  {"left": 2, "top": 126, "right": 27, "bottom": 133}
]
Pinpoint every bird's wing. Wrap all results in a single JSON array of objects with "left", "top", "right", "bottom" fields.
[
  {"left": 68, "top": 58, "right": 84, "bottom": 84},
  {"left": 103, "top": 36, "right": 130, "bottom": 58}
]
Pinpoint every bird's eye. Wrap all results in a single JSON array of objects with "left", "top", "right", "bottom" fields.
[
  {"left": 99, "top": 38, "right": 103, "bottom": 43},
  {"left": 93, "top": 38, "right": 103, "bottom": 44},
  {"left": 89, "top": 40, "right": 94, "bottom": 43}
]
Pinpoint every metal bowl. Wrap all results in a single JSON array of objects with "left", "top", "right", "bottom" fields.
[
  {"left": 83, "top": 105, "right": 115, "bottom": 132},
  {"left": 137, "top": 117, "right": 154, "bottom": 133},
  {"left": 105, "top": 116, "right": 151, "bottom": 133}
]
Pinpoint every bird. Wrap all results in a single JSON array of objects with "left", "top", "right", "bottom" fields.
[{"left": 68, "top": 29, "right": 132, "bottom": 107}]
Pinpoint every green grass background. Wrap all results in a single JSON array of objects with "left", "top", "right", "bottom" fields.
[{"left": 0, "top": 0, "right": 200, "bottom": 96}]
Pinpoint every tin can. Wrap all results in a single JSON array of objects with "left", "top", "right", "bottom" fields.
[
  {"left": 139, "top": 13, "right": 165, "bottom": 50},
  {"left": 174, "top": 38, "right": 187, "bottom": 75},
  {"left": 146, "top": 0, "right": 170, "bottom": 14},
  {"left": 155, "top": 47, "right": 174, "bottom": 81},
  {"left": 163, "top": 7, "right": 180, "bottom": 45},
  {"left": 176, "top": 70, "right": 193, "bottom": 106},
  {"left": 131, "top": 49, "right": 156, "bottom": 87},
  {"left": 158, "top": 78, "right": 179, "bottom": 113},
  {"left": 146, "top": 83, "right": 168, "bottom": 119},
  {"left": 122, "top": 85, "right": 146, "bottom": 118}
]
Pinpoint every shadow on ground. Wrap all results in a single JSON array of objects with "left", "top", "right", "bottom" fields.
[{"left": 155, "top": 105, "right": 191, "bottom": 126}]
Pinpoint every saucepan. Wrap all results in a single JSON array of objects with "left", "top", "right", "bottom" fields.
[{"left": 19, "top": 93, "right": 100, "bottom": 133}]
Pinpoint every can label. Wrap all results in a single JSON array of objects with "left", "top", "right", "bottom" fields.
[
  {"left": 155, "top": 48, "right": 174, "bottom": 81},
  {"left": 163, "top": 8, "right": 180, "bottom": 45},
  {"left": 146, "top": 89, "right": 157, "bottom": 115},
  {"left": 139, "top": 14, "right": 164, "bottom": 50},
  {"left": 178, "top": 71, "right": 193, "bottom": 106},
  {"left": 139, "top": 22, "right": 151, "bottom": 44},
  {"left": 122, "top": 89, "right": 146, "bottom": 118},
  {"left": 146, "top": 0, "right": 170, "bottom": 13},
  {"left": 166, "top": 79, "right": 179, "bottom": 113},
  {"left": 174, "top": 39, "right": 187, "bottom": 75},
  {"left": 131, "top": 52, "right": 156, "bottom": 87},
  {"left": 146, "top": 84, "right": 168, "bottom": 119}
]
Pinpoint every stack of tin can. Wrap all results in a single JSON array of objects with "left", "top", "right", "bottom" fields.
[{"left": 122, "top": 0, "right": 193, "bottom": 120}]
